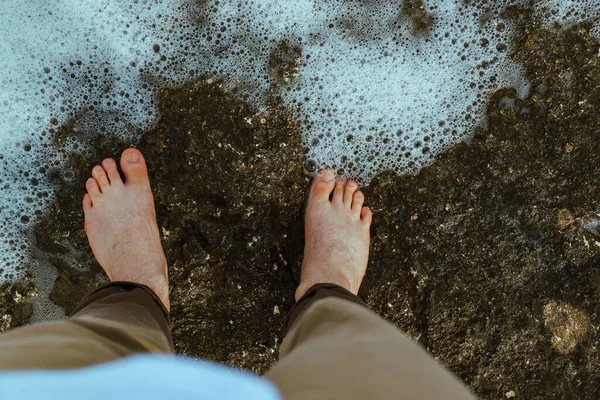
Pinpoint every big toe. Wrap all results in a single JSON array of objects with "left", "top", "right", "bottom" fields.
[
  {"left": 309, "top": 169, "right": 336, "bottom": 203},
  {"left": 120, "top": 148, "right": 149, "bottom": 187}
]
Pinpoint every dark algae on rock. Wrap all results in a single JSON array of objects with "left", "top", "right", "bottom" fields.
[
  {"left": 362, "top": 19, "right": 600, "bottom": 399},
  {"left": 400, "top": 0, "right": 433, "bottom": 33},
  {"left": 6, "top": 11, "right": 600, "bottom": 400},
  {"left": 0, "top": 275, "right": 35, "bottom": 333},
  {"left": 137, "top": 81, "right": 306, "bottom": 371}
]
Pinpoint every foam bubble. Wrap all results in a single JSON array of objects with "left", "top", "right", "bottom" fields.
[{"left": 0, "top": 0, "right": 599, "bottom": 285}]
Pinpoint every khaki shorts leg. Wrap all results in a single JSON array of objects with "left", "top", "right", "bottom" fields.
[
  {"left": 267, "top": 285, "right": 476, "bottom": 400},
  {"left": 0, "top": 282, "right": 173, "bottom": 370}
]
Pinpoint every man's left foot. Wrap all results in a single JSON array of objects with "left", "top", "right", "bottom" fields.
[{"left": 82, "top": 148, "right": 170, "bottom": 311}]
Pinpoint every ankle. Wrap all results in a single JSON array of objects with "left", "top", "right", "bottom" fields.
[
  {"left": 148, "top": 278, "right": 170, "bottom": 313},
  {"left": 295, "top": 273, "right": 354, "bottom": 302},
  {"left": 109, "top": 265, "right": 170, "bottom": 312}
]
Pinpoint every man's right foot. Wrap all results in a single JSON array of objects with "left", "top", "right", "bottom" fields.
[{"left": 295, "top": 170, "right": 372, "bottom": 301}]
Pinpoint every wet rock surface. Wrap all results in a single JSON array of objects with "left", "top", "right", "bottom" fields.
[
  {"left": 543, "top": 300, "right": 590, "bottom": 356},
  {"left": 0, "top": 274, "right": 35, "bottom": 333},
  {"left": 138, "top": 82, "right": 306, "bottom": 370},
  {"left": 400, "top": 0, "right": 433, "bottom": 33},
  {"left": 361, "top": 20, "right": 600, "bottom": 398},
  {"left": 3, "top": 14, "right": 600, "bottom": 400}
]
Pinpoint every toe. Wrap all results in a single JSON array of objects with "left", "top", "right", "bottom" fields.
[
  {"left": 92, "top": 165, "right": 110, "bottom": 190},
  {"left": 360, "top": 206, "right": 373, "bottom": 224},
  {"left": 332, "top": 178, "right": 347, "bottom": 203},
  {"left": 82, "top": 193, "right": 93, "bottom": 211},
  {"left": 102, "top": 158, "right": 123, "bottom": 185},
  {"left": 86, "top": 178, "right": 101, "bottom": 200},
  {"left": 343, "top": 180, "right": 358, "bottom": 207},
  {"left": 120, "top": 148, "right": 150, "bottom": 187},
  {"left": 352, "top": 191, "right": 365, "bottom": 214},
  {"left": 309, "top": 169, "right": 335, "bottom": 202}
]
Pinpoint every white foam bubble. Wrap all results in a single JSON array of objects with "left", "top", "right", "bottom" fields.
[
  {"left": 190, "top": 0, "right": 533, "bottom": 179},
  {"left": 0, "top": 0, "right": 599, "bottom": 285}
]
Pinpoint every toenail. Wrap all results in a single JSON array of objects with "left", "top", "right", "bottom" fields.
[
  {"left": 355, "top": 191, "right": 364, "bottom": 198},
  {"left": 126, "top": 152, "right": 141, "bottom": 163},
  {"left": 104, "top": 158, "right": 115, "bottom": 164},
  {"left": 94, "top": 166, "right": 103, "bottom": 172},
  {"left": 319, "top": 170, "right": 334, "bottom": 182}
]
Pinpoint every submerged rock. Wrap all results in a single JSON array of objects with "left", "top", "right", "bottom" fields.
[
  {"left": 362, "top": 20, "right": 600, "bottom": 399},
  {"left": 543, "top": 300, "right": 589, "bottom": 355},
  {"left": 0, "top": 275, "right": 36, "bottom": 333},
  {"left": 136, "top": 81, "right": 306, "bottom": 371}
]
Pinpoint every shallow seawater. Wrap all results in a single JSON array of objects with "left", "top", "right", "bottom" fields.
[{"left": 2, "top": 1, "right": 600, "bottom": 398}]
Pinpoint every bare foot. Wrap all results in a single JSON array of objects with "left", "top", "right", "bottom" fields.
[
  {"left": 82, "top": 148, "right": 170, "bottom": 311},
  {"left": 295, "top": 170, "right": 372, "bottom": 301}
]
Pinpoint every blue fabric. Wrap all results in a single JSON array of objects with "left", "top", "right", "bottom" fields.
[{"left": 0, "top": 354, "right": 281, "bottom": 400}]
